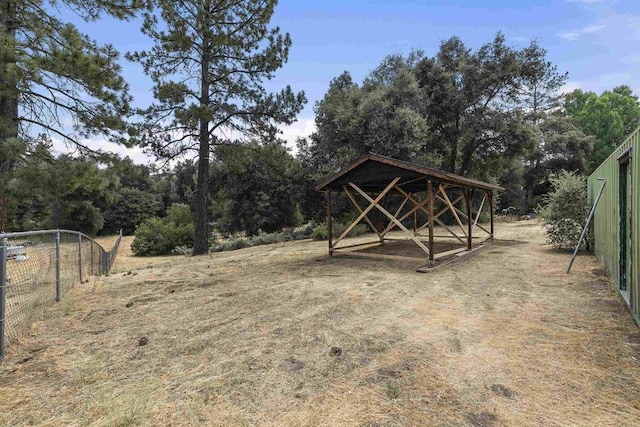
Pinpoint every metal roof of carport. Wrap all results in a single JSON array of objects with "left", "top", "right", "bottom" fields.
[{"left": 315, "top": 153, "right": 504, "bottom": 193}]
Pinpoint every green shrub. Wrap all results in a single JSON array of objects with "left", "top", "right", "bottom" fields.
[
  {"left": 131, "top": 204, "right": 195, "bottom": 256},
  {"left": 171, "top": 245, "right": 192, "bottom": 255},
  {"left": 209, "top": 231, "right": 292, "bottom": 252},
  {"left": 476, "top": 209, "right": 491, "bottom": 224},
  {"left": 537, "top": 171, "right": 589, "bottom": 250},
  {"left": 311, "top": 222, "right": 369, "bottom": 241}
]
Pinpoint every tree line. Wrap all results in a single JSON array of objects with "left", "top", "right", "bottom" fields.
[
  {"left": 1, "top": 2, "right": 639, "bottom": 254},
  {"left": 0, "top": 138, "right": 304, "bottom": 239},
  {"left": 298, "top": 35, "right": 640, "bottom": 218}
]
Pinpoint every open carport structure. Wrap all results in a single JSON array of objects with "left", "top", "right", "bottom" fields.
[{"left": 315, "top": 153, "right": 504, "bottom": 269}]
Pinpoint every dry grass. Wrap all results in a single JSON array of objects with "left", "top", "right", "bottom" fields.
[{"left": 1, "top": 221, "right": 639, "bottom": 426}]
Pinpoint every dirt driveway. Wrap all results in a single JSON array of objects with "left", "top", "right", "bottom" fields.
[{"left": 0, "top": 221, "right": 639, "bottom": 426}]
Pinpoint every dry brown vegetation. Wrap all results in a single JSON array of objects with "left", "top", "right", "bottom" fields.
[{"left": 1, "top": 221, "right": 639, "bottom": 426}]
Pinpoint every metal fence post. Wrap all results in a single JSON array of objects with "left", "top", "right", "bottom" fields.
[
  {"left": 90, "top": 240, "right": 94, "bottom": 276},
  {"left": 78, "top": 234, "right": 83, "bottom": 283},
  {"left": 1, "top": 236, "right": 8, "bottom": 360},
  {"left": 55, "top": 230, "right": 61, "bottom": 302}
]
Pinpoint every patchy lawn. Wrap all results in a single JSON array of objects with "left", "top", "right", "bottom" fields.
[{"left": 0, "top": 221, "right": 639, "bottom": 426}]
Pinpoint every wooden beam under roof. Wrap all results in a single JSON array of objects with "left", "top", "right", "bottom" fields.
[{"left": 315, "top": 153, "right": 504, "bottom": 193}]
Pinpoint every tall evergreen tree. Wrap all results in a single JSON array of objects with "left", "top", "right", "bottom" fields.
[
  {"left": 130, "top": 0, "right": 306, "bottom": 254},
  {"left": 0, "top": 0, "right": 141, "bottom": 158},
  {"left": 0, "top": 0, "right": 142, "bottom": 231},
  {"left": 518, "top": 40, "right": 568, "bottom": 124},
  {"left": 517, "top": 40, "right": 571, "bottom": 210},
  {"left": 2, "top": 139, "right": 119, "bottom": 234}
]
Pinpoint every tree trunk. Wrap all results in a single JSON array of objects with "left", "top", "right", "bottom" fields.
[
  {"left": 1, "top": 0, "right": 18, "bottom": 234},
  {"left": 448, "top": 135, "right": 457, "bottom": 173},
  {"left": 192, "top": 32, "right": 210, "bottom": 256},
  {"left": 448, "top": 116, "right": 460, "bottom": 173},
  {"left": 193, "top": 128, "right": 210, "bottom": 255},
  {"left": 0, "top": 0, "right": 19, "bottom": 146},
  {"left": 458, "top": 142, "right": 477, "bottom": 176}
]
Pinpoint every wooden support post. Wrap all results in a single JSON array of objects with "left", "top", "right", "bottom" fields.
[
  {"left": 90, "top": 240, "right": 94, "bottom": 276},
  {"left": 413, "top": 201, "right": 417, "bottom": 237},
  {"left": 427, "top": 181, "right": 434, "bottom": 262},
  {"left": 55, "top": 230, "right": 61, "bottom": 302},
  {"left": 78, "top": 234, "right": 83, "bottom": 284},
  {"left": 465, "top": 189, "right": 473, "bottom": 251},
  {"left": 437, "top": 194, "right": 492, "bottom": 236},
  {"left": 488, "top": 190, "right": 494, "bottom": 239},
  {"left": 327, "top": 191, "right": 333, "bottom": 256},
  {"left": 395, "top": 188, "right": 466, "bottom": 244}
]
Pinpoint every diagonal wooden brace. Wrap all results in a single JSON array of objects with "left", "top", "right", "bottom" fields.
[
  {"left": 472, "top": 194, "right": 486, "bottom": 234},
  {"left": 436, "top": 194, "right": 492, "bottom": 236},
  {"left": 344, "top": 186, "right": 381, "bottom": 237},
  {"left": 333, "top": 177, "right": 401, "bottom": 248},
  {"left": 380, "top": 191, "right": 423, "bottom": 237},
  {"left": 396, "top": 188, "right": 466, "bottom": 244},
  {"left": 350, "top": 183, "right": 430, "bottom": 256},
  {"left": 416, "top": 194, "right": 464, "bottom": 233},
  {"left": 389, "top": 189, "right": 430, "bottom": 234},
  {"left": 382, "top": 194, "right": 410, "bottom": 237},
  {"left": 438, "top": 185, "right": 467, "bottom": 238}
]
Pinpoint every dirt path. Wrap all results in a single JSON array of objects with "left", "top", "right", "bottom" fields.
[{"left": 0, "top": 222, "right": 639, "bottom": 426}]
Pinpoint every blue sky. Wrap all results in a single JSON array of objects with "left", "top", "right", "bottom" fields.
[{"left": 58, "top": 0, "right": 640, "bottom": 163}]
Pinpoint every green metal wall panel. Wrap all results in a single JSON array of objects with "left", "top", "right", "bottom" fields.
[{"left": 588, "top": 126, "right": 640, "bottom": 326}]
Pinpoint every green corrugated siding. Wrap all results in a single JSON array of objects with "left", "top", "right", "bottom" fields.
[{"left": 588, "top": 126, "right": 640, "bottom": 326}]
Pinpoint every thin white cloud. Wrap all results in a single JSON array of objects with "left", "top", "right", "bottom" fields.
[
  {"left": 48, "top": 118, "right": 317, "bottom": 164},
  {"left": 278, "top": 117, "right": 316, "bottom": 154},
  {"left": 558, "top": 23, "right": 606, "bottom": 41},
  {"left": 583, "top": 24, "right": 607, "bottom": 33},
  {"left": 560, "top": 81, "right": 583, "bottom": 94},
  {"left": 384, "top": 39, "right": 411, "bottom": 50},
  {"left": 561, "top": 70, "right": 639, "bottom": 95},
  {"left": 50, "top": 136, "right": 155, "bottom": 165},
  {"left": 566, "top": 0, "right": 607, "bottom": 4},
  {"left": 559, "top": 10, "right": 640, "bottom": 94},
  {"left": 621, "top": 53, "right": 640, "bottom": 65}
]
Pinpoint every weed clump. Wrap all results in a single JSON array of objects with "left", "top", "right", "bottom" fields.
[
  {"left": 209, "top": 231, "right": 292, "bottom": 252},
  {"left": 311, "top": 222, "right": 369, "bottom": 241}
]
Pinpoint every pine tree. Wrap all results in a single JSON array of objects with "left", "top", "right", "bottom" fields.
[
  {"left": 0, "top": 0, "right": 142, "bottom": 159},
  {"left": 1, "top": 1, "right": 141, "bottom": 231},
  {"left": 130, "top": 0, "right": 305, "bottom": 254}
]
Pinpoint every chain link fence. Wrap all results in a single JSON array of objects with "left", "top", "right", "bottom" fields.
[{"left": 0, "top": 229, "right": 122, "bottom": 360}]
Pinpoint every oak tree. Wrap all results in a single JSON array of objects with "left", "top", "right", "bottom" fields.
[{"left": 564, "top": 86, "right": 640, "bottom": 170}]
